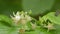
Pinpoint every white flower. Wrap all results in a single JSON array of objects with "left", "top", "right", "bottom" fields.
[
  {"left": 25, "top": 15, "right": 32, "bottom": 21},
  {"left": 30, "top": 23, "right": 36, "bottom": 30},
  {"left": 10, "top": 12, "right": 21, "bottom": 24},
  {"left": 11, "top": 11, "right": 32, "bottom": 26},
  {"left": 44, "top": 23, "right": 55, "bottom": 32},
  {"left": 14, "top": 12, "right": 21, "bottom": 21}
]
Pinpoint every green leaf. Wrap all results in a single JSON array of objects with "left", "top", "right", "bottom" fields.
[
  {"left": 0, "top": 15, "right": 14, "bottom": 26},
  {"left": 55, "top": 24, "right": 60, "bottom": 34},
  {"left": 0, "top": 22, "right": 19, "bottom": 34},
  {"left": 0, "top": 15, "right": 20, "bottom": 34},
  {"left": 39, "top": 12, "right": 60, "bottom": 34},
  {"left": 0, "top": 22, "right": 11, "bottom": 34},
  {"left": 40, "top": 12, "right": 60, "bottom": 25}
]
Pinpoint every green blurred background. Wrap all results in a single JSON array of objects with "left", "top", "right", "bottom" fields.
[{"left": 0, "top": 0, "right": 60, "bottom": 18}]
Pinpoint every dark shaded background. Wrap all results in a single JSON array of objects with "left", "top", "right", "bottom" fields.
[{"left": 0, "top": 0, "right": 60, "bottom": 19}]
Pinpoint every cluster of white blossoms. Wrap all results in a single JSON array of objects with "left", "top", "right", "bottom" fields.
[
  {"left": 10, "top": 11, "right": 37, "bottom": 33},
  {"left": 10, "top": 11, "right": 32, "bottom": 25}
]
